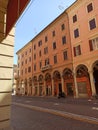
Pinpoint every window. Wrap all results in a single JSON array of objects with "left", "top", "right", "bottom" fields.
[
  {"left": 54, "top": 55, "right": 57, "bottom": 64},
  {"left": 45, "top": 36, "right": 48, "bottom": 42},
  {"left": 22, "top": 61, "right": 24, "bottom": 66},
  {"left": 87, "top": 3, "right": 93, "bottom": 13},
  {"left": 21, "top": 70, "right": 23, "bottom": 75},
  {"left": 52, "top": 31, "right": 55, "bottom": 37},
  {"left": 22, "top": 54, "right": 24, "bottom": 58},
  {"left": 38, "top": 40, "right": 42, "bottom": 47},
  {"left": 39, "top": 61, "right": 42, "bottom": 69},
  {"left": 34, "top": 44, "right": 36, "bottom": 50},
  {"left": 89, "top": 18, "right": 96, "bottom": 30},
  {"left": 62, "top": 36, "right": 66, "bottom": 45},
  {"left": 28, "top": 67, "right": 31, "bottom": 73},
  {"left": 25, "top": 51, "right": 27, "bottom": 55},
  {"left": 39, "top": 50, "right": 41, "bottom": 57},
  {"left": 25, "top": 59, "right": 27, "bottom": 64},
  {"left": 44, "top": 47, "right": 48, "bottom": 54},
  {"left": 34, "top": 64, "right": 36, "bottom": 71},
  {"left": 74, "top": 45, "right": 81, "bottom": 56},
  {"left": 73, "top": 14, "right": 77, "bottom": 23},
  {"left": 25, "top": 68, "right": 27, "bottom": 74},
  {"left": 61, "top": 24, "right": 65, "bottom": 30},
  {"left": 74, "top": 28, "right": 79, "bottom": 38},
  {"left": 53, "top": 42, "right": 56, "bottom": 49},
  {"left": 29, "top": 48, "right": 31, "bottom": 52},
  {"left": 45, "top": 58, "right": 49, "bottom": 66},
  {"left": 89, "top": 37, "right": 98, "bottom": 51},
  {"left": 34, "top": 54, "right": 36, "bottom": 60},
  {"left": 29, "top": 57, "right": 31, "bottom": 62},
  {"left": 63, "top": 51, "right": 68, "bottom": 60}
]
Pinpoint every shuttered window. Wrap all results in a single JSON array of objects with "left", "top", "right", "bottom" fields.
[
  {"left": 89, "top": 40, "right": 93, "bottom": 51},
  {"left": 63, "top": 51, "right": 68, "bottom": 60},
  {"left": 62, "top": 36, "right": 66, "bottom": 45},
  {"left": 87, "top": 3, "right": 93, "bottom": 13},
  {"left": 74, "top": 28, "right": 79, "bottom": 38},
  {"left": 89, "top": 18, "right": 96, "bottom": 30},
  {"left": 73, "top": 45, "right": 81, "bottom": 56},
  {"left": 54, "top": 55, "right": 57, "bottom": 64},
  {"left": 89, "top": 37, "right": 98, "bottom": 51},
  {"left": 73, "top": 14, "right": 77, "bottom": 23}
]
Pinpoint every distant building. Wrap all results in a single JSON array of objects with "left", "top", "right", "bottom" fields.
[
  {"left": 12, "top": 64, "right": 18, "bottom": 95},
  {"left": 16, "top": 41, "right": 33, "bottom": 95},
  {"left": 16, "top": 0, "right": 98, "bottom": 98}
]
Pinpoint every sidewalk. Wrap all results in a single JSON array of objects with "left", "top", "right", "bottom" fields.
[{"left": 18, "top": 95, "right": 98, "bottom": 106}]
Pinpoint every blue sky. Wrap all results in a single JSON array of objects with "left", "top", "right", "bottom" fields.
[{"left": 14, "top": 0, "right": 76, "bottom": 64}]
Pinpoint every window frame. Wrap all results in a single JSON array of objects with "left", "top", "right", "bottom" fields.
[
  {"left": 73, "top": 14, "right": 77, "bottom": 23},
  {"left": 89, "top": 37, "right": 98, "bottom": 51},
  {"left": 61, "top": 23, "right": 65, "bottom": 30},
  {"left": 87, "top": 3, "right": 93, "bottom": 13},
  {"left": 89, "top": 18, "right": 96, "bottom": 30},
  {"left": 62, "top": 36, "right": 66, "bottom": 45},
  {"left": 74, "top": 28, "right": 79, "bottom": 38},
  {"left": 53, "top": 42, "right": 56, "bottom": 50},
  {"left": 73, "top": 45, "right": 81, "bottom": 56},
  {"left": 45, "top": 58, "right": 50, "bottom": 66},
  {"left": 54, "top": 55, "right": 57, "bottom": 64},
  {"left": 63, "top": 50, "right": 68, "bottom": 60}
]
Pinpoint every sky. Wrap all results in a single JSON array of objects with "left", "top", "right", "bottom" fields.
[{"left": 14, "top": 0, "right": 76, "bottom": 64}]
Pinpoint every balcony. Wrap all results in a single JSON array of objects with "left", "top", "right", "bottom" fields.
[{"left": 41, "top": 65, "right": 52, "bottom": 72}]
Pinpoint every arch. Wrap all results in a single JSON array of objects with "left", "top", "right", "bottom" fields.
[
  {"left": 63, "top": 68, "right": 73, "bottom": 79},
  {"left": 92, "top": 60, "right": 98, "bottom": 95},
  {"left": 53, "top": 70, "right": 61, "bottom": 80},
  {"left": 92, "top": 60, "right": 98, "bottom": 70},
  {"left": 76, "top": 64, "right": 89, "bottom": 77},
  {"left": 75, "top": 64, "right": 91, "bottom": 97},
  {"left": 63, "top": 68, "right": 74, "bottom": 96},
  {"left": 45, "top": 73, "right": 51, "bottom": 81},
  {"left": 33, "top": 76, "right": 37, "bottom": 82},
  {"left": 38, "top": 74, "right": 44, "bottom": 82}
]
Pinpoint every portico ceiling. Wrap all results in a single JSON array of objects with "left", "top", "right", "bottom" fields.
[
  {"left": 0, "top": 0, "right": 30, "bottom": 42},
  {"left": 0, "top": 0, "right": 9, "bottom": 42}
]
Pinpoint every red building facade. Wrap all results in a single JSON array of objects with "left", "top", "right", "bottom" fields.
[{"left": 16, "top": 0, "right": 98, "bottom": 98}]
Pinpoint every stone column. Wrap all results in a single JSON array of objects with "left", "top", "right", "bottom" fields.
[
  {"left": 37, "top": 80, "right": 39, "bottom": 96},
  {"left": 89, "top": 70, "right": 96, "bottom": 96},
  {"left": 73, "top": 70, "right": 78, "bottom": 98},
  {"left": 32, "top": 79, "right": 34, "bottom": 95},
  {"left": 44, "top": 80, "right": 46, "bottom": 96},
  {"left": 51, "top": 77, "right": 54, "bottom": 96},
  {"left": 27, "top": 80, "right": 29, "bottom": 95},
  {"left": 61, "top": 75, "right": 64, "bottom": 92}
]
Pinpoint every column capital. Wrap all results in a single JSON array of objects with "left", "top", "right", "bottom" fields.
[{"left": 88, "top": 70, "right": 93, "bottom": 74}]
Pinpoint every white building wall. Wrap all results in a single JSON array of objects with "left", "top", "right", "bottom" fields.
[{"left": 0, "top": 27, "right": 15, "bottom": 130}]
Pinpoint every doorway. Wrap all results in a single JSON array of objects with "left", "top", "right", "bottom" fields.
[
  {"left": 58, "top": 83, "right": 62, "bottom": 94},
  {"left": 66, "top": 83, "right": 73, "bottom": 96}
]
